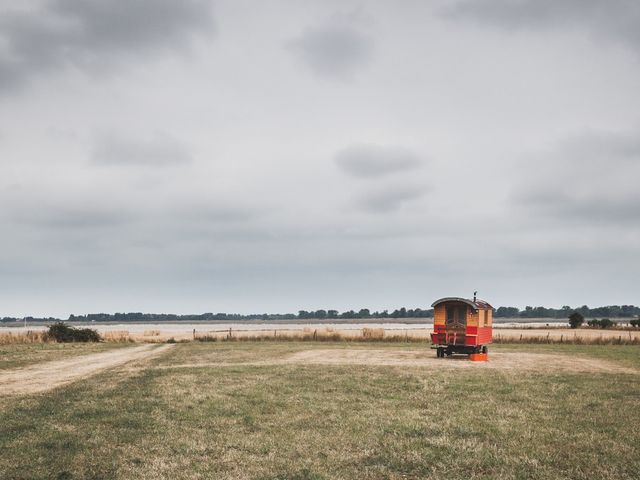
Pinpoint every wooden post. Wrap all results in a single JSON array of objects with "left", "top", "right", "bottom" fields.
[{"left": 313, "top": 329, "right": 317, "bottom": 340}]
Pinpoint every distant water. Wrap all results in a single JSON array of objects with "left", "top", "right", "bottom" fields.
[{"left": 0, "top": 319, "right": 570, "bottom": 335}]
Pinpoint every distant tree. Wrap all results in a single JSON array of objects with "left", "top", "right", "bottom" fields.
[
  {"left": 568, "top": 312, "right": 584, "bottom": 329},
  {"left": 358, "top": 309, "right": 370, "bottom": 318},
  {"left": 586, "top": 318, "right": 615, "bottom": 329},
  {"left": 495, "top": 306, "right": 520, "bottom": 318},
  {"left": 599, "top": 318, "right": 615, "bottom": 329}
]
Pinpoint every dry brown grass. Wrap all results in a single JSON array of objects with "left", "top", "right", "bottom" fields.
[
  {"left": 194, "top": 330, "right": 424, "bottom": 343},
  {"left": 362, "top": 327, "right": 385, "bottom": 339},
  {"left": 143, "top": 329, "right": 161, "bottom": 337},
  {"left": 0, "top": 331, "right": 50, "bottom": 344},
  {"left": 0, "top": 330, "right": 136, "bottom": 344},
  {"left": 2, "top": 342, "right": 638, "bottom": 479},
  {"left": 190, "top": 329, "right": 640, "bottom": 346},
  {"left": 493, "top": 332, "right": 640, "bottom": 345},
  {"left": 103, "top": 331, "right": 133, "bottom": 342}
]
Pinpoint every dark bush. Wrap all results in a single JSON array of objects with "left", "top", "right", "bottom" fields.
[
  {"left": 568, "top": 311, "right": 584, "bottom": 329},
  {"left": 630, "top": 319, "right": 640, "bottom": 328},
  {"left": 586, "top": 318, "right": 616, "bottom": 329},
  {"left": 47, "top": 322, "right": 101, "bottom": 342},
  {"left": 599, "top": 318, "right": 615, "bottom": 329}
]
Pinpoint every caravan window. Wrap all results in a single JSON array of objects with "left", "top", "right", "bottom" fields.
[{"left": 446, "top": 305, "right": 467, "bottom": 326}]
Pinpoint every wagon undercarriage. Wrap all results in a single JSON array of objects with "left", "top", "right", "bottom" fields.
[{"left": 432, "top": 343, "right": 488, "bottom": 357}]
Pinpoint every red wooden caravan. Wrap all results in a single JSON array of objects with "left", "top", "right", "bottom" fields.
[{"left": 430, "top": 295, "right": 493, "bottom": 358}]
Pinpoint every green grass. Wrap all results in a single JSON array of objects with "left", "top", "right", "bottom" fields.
[
  {"left": 493, "top": 343, "right": 640, "bottom": 369},
  {"left": 0, "top": 342, "right": 131, "bottom": 370},
  {"left": 0, "top": 342, "right": 638, "bottom": 479}
]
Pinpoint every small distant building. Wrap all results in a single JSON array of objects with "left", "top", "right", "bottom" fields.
[{"left": 430, "top": 295, "right": 493, "bottom": 357}]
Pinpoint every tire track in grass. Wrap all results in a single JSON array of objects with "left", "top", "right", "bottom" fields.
[{"left": 0, "top": 344, "right": 174, "bottom": 396}]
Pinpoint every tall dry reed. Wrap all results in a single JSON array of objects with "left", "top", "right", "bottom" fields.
[
  {"left": 0, "top": 331, "right": 50, "bottom": 344},
  {"left": 103, "top": 331, "right": 133, "bottom": 342},
  {"left": 493, "top": 333, "right": 640, "bottom": 346}
]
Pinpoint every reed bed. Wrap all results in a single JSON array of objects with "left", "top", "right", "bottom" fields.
[
  {"left": 102, "top": 331, "right": 133, "bottom": 342},
  {"left": 0, "top": 331, "right": 50, "bottom": 344},
  {"left": 143, "top": 329, "right": 161, "bottom": 337},
  {"left": 0, "top": 329, "right": 135, "bottom": 344},
  {"left": 362, "top": 327, "right": 385, "bottom": 339},
  {"left": 192, "top": 329, "right": 640, "bottom": 345},
  {"left": 493, "top": 332, "right": 640, "bottom": 346},
  {"left": 194, "top": 330, "right": 425, "bottom": 343}
]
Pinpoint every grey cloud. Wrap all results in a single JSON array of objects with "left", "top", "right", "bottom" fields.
[
  {"left": 92, "top": 132, "right": 193, "bottom": 166},
  {"left": 286, "top": 22, "right": 372, "bottom": 79},
  {"left": 12, "top": 204, "right": 132, "bottom": 230},
  {"left": 0, "top": 0, "right": 214, "bottom": 92},
  {"left": 513, "top": 130, "right": 640, "bottom": 224},
  {"left": 167, "top": 204, "right": 268, "bottom": 235},
  {"left": 357, "top": 185, "right": 427, "bottom": 213},
  {"left": 189, "top": 206, "right": 261, "bottom": 224},
  {"left": 553, "top": 130, "right": 640, "bottom": 166},
  {"left": 516, "top": 190, "right": 640, "bottom": 223},
  {"left": 443, "top": 0, "right": 640, "bottom": 55},
  {"left": 335, "top": 144, "right": 423, "bottom": 179}
]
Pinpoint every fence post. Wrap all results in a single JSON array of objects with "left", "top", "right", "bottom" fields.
[{"left": 314, "top": 329, "right": 317, "bottom": 340}]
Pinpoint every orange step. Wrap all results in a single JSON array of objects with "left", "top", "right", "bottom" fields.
[{"left": 469, "top": 353, "right": 488, "bottom": 362}]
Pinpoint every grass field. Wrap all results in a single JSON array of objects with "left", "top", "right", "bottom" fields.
[
  {"left": 0, "top": 342, "right": 130, "bottom": 370},
  {"left": 0, "top": 342, "right": 638, "bottom": 479}
]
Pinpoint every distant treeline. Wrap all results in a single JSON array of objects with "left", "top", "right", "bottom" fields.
[
  {"left": 1, "top": 304, "right": 639, "bottom": 323},
  {"left": 494, "top": 305, "right": 640, "bottom": 318}
]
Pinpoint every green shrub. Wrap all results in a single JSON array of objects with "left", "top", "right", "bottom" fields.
[{"left": 47, "top": 322, "right": 101, "bottom": 342}]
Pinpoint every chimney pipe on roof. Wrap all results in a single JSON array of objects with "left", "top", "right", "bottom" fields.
[{"left": 473, "top": 291, "right": 477, "bottom": 302}]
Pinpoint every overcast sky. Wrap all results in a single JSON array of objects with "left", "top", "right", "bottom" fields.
[{"left": 1, "top": 0, "right": 639, "bottom": 317}]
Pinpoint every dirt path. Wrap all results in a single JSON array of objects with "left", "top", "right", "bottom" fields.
[
  {"left": 0, "top": 344, "right": 174, "bottom": 396},
  {"left": 284, "top": 349, "right": 638, "bottom": 374}
]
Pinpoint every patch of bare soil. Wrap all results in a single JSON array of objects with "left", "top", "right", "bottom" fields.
[
  {"left": 0, "top": 344, "right": 174, "bottom": 396},
  {"left": 283, "top": 349, "right": 638, "bottom": 374},
  {"left": 157, "top": 348, "right": 637, "bottom": 374}
]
